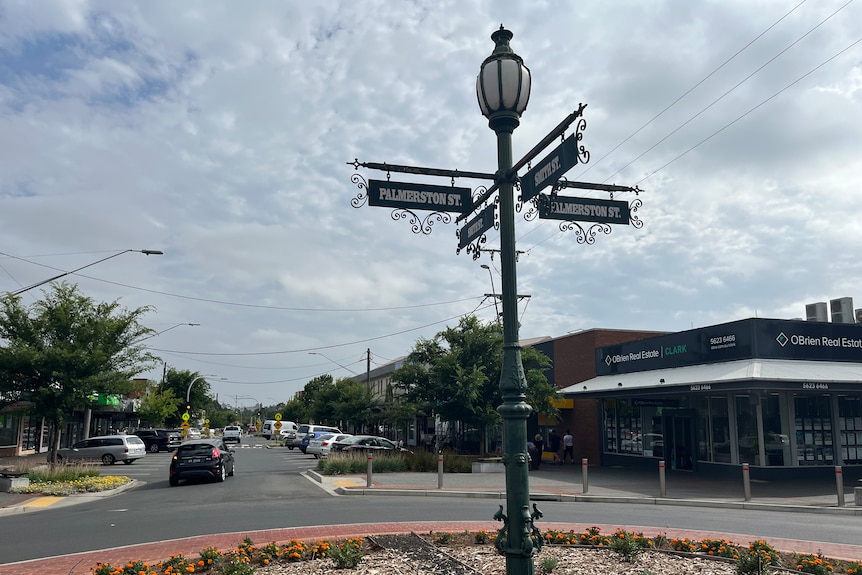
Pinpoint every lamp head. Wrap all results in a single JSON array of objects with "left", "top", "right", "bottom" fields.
[{"left": 476, "top": 25, "right": 531, "bottom": 132}]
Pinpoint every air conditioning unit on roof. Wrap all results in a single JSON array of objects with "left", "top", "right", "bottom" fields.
[
  {"left": 830, "top": 297, "right": 854, "bottom": 324},
  {"left": 806, "top": 302, "right": 828, "bottom": 322}
]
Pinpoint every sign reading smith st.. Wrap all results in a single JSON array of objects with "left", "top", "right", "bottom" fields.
[{"left": 368, "top": 179, "right": 472, "bottom": 214}]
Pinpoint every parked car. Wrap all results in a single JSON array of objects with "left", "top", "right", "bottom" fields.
[
  {"left": 169, "top": 438, "right": 235, "bottom": 486},
  {"left": 56, "top": 434, "right": 147, "bottom": 465},
  {"left": 222, "top": 425, "right": 242, "bottom": 444},
  {"left": 186, "top": 428, "right": 202, "bottom": 440},
  {"left": 295, "top": 424, "right": 341, "bottom": 453},
  {"left": 283, "top": 430, "right": 301, "bottom": 449},
  {"left": 330, "top": 435, "right": 409, "bottom": 454},
  {"left": 133, "top": 429, "right": 181, "bottom": 453},
  {"left": 306, "top": 433, "right": 353, "bottom": 458},
  {"left": 299, "top": 427, "right": 342, "bottom": 454}
]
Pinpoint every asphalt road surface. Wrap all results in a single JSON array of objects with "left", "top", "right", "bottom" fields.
[{"left": 2, "top": 436, "right": 861, "bottom": 564}]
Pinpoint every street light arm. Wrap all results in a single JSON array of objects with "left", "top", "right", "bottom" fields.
[{"left": 9, "top": 249, "right": 164, "bottom": 296}]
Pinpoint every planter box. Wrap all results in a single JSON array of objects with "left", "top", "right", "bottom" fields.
[
  {"left": 0, "top": 475, "right": 29, "bottom": 492},
  {"left": 472, "top": 459, "right": 505, "bottom": 473}
]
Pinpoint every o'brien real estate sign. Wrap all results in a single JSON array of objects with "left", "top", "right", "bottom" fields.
[
  {"left": 595, "top": 318, "right": 862, "bottom": 376},
  {"left": 520, "top": 135, "right": 579, "bottom": 202},
  {"left": 368, "top": 180, "right": 472, "bottom": 214},
  {"left": 539, "top": 195, "right": 630, "bottom": 225},
  {"left": 458, "top": 204, "right": 495, "bottom": 249}
]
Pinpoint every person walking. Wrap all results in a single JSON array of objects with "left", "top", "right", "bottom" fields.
[
  {"left": 562, "top": 429, "right": 574, "bottom": 463},
  {"left": 548, "top": 429, "right": 562, "bottom": 464},
  {"left": 532, "top": 433, "right": 544, "bottom": 470}
]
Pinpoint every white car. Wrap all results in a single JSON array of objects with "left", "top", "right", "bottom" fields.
[
  {"left": 306, "top": 433, "right": 353, "bottom": 458},
  {"left": 186, "top": 428, "right": 201, "bottom": 440},
  {"left": 222, "top": 425, "right": 242, "bottom": 444},
  {"left": 56, "top": 435, "right": 147, "bottom": 465}
]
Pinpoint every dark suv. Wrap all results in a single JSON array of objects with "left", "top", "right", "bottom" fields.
[{"left": 133, "top": 429, "right": 181, "bottom": 453}]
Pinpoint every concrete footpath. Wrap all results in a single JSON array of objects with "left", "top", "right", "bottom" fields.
[{"left": 2, "top": 462, "right": 862, "bottom": 574}]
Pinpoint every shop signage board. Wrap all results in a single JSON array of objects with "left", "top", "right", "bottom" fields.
[
  {"left": 520, "top": 135, "right": 580, "bottom": 202},
  {"left": 595, "top": 318, "right": 862, "bottom": 376},
  {"left": 458, "top": 204, "right": 496, "bottom": 249},
  {"left": 367, "top": 180, "right": 472, "bottom": 214},
  {"left": 538, "top": 195, "right": 630, "bottom": 225}
]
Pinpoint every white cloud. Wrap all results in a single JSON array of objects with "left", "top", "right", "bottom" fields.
[{"left": 2, "top": 0, "right": 861, "bottom": 400}]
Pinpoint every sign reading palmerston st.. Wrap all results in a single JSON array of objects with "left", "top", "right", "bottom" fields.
[
  {"left": 539, "top": 195, "right": 630, "bottom": 225},
  {"left": 520, "top": 135, "right": 579, "bottom": 202},
  {"left": 368, "top": 180, "right": 472, "bottom": 214},
  {"left": 458, "top": 204, "right": 496, "bottom": 249}
]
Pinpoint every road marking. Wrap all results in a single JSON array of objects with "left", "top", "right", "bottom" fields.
[
  {"left": 24, "top": 497, "right": 64, "bottom": 508},
  {"left": 332, "top": 479, "right": 364, "bottom": 487}
]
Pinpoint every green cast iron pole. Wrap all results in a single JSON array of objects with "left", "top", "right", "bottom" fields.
[{"left": 490, "top": 112, "right": 536, "bottom": 575}]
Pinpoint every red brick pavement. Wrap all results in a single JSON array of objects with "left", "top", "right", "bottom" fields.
[{"left": 2, "top": 521, "right": 862, "bottom": 575}]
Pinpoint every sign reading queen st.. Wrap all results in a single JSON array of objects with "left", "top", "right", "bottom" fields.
[{"left": 368, "top": 179, "right": 472, "bottom": 214}]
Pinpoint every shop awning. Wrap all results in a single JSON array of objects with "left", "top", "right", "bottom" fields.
[{"left": 561, "top": 358, "right": 862, "bottom": 398}]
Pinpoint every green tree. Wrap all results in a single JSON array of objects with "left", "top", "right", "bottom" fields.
[
  {"left": 136, "top": 385, "right": 179, "bottom": 428},
  {"left": 0, "top": 283, "right": 157, "bottom": 463},
  {"left": 159, "top": 368, "right": 212, "bottom": 427},
  {"left": 392, "top": 315, "right": 554, "bottom": 454}
]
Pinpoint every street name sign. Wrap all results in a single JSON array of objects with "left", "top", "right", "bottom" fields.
[
  {"left": 520, "top": 135, "right": 579, "bottom": 202},
  {"left": 368, "top": 180, "right": 472, "bottom": 214},
  {"left": 458, "top": 204, "right": 496, "bottom": 249},
  {"left": 538, "top": 195, "right": 630, "bottom": 225}
]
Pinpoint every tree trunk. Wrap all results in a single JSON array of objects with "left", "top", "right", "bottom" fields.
[{"left": 47, "top": 418, "right": 62, "bottom": 465}]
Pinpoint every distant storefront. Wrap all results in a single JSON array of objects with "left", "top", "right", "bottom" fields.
[{"left": 561, "top": 318, "right": 862, "bottom": 480}]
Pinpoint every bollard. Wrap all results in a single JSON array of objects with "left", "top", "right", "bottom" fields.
[
  {"left": 581, "top": 458, "right": 589, "bottom": 494},
  {"left": 836, "top": 466, "right": 845, "bottom": 507},
  {"left": 658, "top": 460, "right": 666, "bottom": 497},
  {"left": 366, "top": 454, "right": 373, "bottom": 488},
  {"left": 742, "top": 463, "right": 751, "bottom": 502},
  {"left": 438, "top": 454, "right": 444, "bottom": 489}
]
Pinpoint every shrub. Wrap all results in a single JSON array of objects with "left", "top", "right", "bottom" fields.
[
  {"left": 845, "top": 561, "right": 862, "bottom": 575},
  {"left": 737, "top": 540, "right": 781, "bottom": 575},
  {"left": 608, "top": 529, "right": 653, "bottom": 562},
  {"left": 795, "top": 552, "right": 834, "bottom": 575},
  {"left": 700, "top": 538, "right": 742, "bottom": 559},
  {"left": 329, "top": 538, "right": 364, "bottom": 569},
  {"left": 317, "top": 451, "right": 409, "bottom": 474},
  {"left": 541, "top": 555, "right": 559, "bottom": 573}
]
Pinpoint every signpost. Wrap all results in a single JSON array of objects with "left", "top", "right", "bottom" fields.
[
  {"left": 538, "top": 195, "right": 630, "bottom": 225},
  {"left": 458, "top": 204, "right": 496, "bottom": 250},
  {"left": 367, "top": 179, "right": 472, "bottom": 214},
  {"left": 519, "top": 135, "right": 580, "bottom": 202}
]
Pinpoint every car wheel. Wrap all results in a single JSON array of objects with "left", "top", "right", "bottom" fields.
[
  {"left": 56, "top": 455, "right": 64, "bottom": 465},
  {"left": 227, "top": 461, "right": 235, "bottom": 477},
  {"left": 169, "top": 476, "right": 179, "bottom": 487},
  {"left": 287, "top": 446, "right": 294, "bottom": 450},
  {"left": 102, "top": 453, "right": 115, "bottom": 465},
  {"left": 149, "top": 443, "right": 160, "bottom": 453},
  {"left": 216, "top": 463, "right": 226, "bottom": 482},
  {"left": 313, "top": 454, "right": 319, "bottom": 459}
]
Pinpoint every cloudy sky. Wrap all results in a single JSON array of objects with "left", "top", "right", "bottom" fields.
[{"left": 1, "top": 1, "right": 861, "bottom": 405}]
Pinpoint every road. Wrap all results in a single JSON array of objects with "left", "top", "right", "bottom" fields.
[{"left": 2, "top": 436, "right": 862, "bottom": 565}]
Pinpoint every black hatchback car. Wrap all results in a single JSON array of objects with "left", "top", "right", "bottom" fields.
[{"left": 169, "top": 438, "right": 235, "bottom": 486}]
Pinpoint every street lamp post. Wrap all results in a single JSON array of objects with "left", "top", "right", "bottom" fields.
[
  {"left": 7, "top": 249, "right": 163, "bottom": 296},
  {"left": 480, "top": 264, "right": 501, "bottom": 326},
  {"left": 477, "top": 27, "right": 539, "bottom": 575}
]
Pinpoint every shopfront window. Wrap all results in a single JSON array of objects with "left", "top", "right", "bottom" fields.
[
  {"left": 794, "top": 395, "right": 833, "bottom": 466},
  {"left": 837, "top": 395, "right": 862, "bottom": 465},
  {"left": 762, "top": 394, "right": 789, "bottom": 466},
  {"left": 735, "top": 394, "right": 762, "bottom": 465},
  {"left": 0, "top": 413, "right": 19, "bottom": 447},
  {"left": 709, "top": 396, "right": 731, "bottom": 463}
]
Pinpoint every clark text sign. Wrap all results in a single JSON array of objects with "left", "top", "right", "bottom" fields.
[{"left": 368, "top": 180, "right": 472, "bottom": 214}]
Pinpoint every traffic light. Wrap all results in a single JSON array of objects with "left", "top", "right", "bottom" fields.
[{"left": 186, "top": 404, "right": 191, "bottom": 411}]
